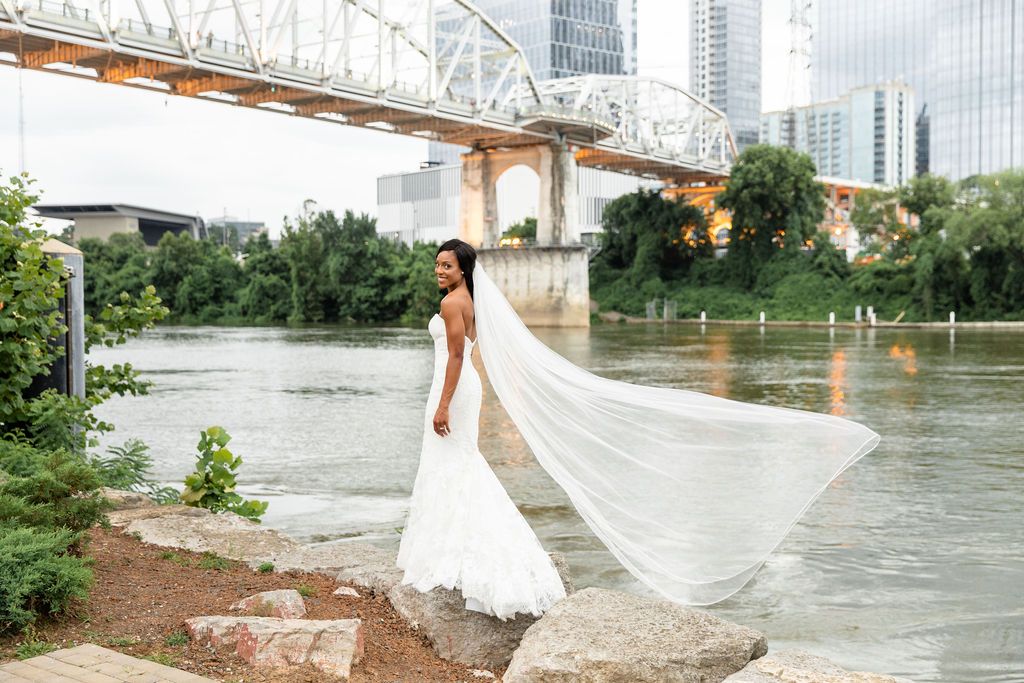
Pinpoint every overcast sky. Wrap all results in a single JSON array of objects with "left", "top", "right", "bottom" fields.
[{"left": 0, "top": 0, "right": 790, "bottom": 236}]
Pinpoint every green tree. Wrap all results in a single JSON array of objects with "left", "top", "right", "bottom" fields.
[
  {"left": 238, "top": 232, "right": 290, "bottom": 323},
  {"left": 279, "top": 200, "right": 328, "bottom": 322},
  {"left": 718, "top": 145, "right": 825, "bottom": 286},
  {"left": 501, "top": 217, "right": 537, "bottom": 242},
  {"left": 77, "top": 232, "right": 149, "bottom": 316}
]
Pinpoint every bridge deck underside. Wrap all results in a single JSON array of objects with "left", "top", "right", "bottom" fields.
[{"left": 0, "top": 29, "right": 723, "bottom": 185}]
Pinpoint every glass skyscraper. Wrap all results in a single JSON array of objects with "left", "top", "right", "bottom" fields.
[
  {"left": 813, "top": 0, "right": 1023, "bottom": 180},
  {"left": 690, "top": 0, "right": 761, "bottom": 152}
]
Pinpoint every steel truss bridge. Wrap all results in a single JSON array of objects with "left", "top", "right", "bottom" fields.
[{"left": 0, "top": 0, "right": 736, "bottom": 183}]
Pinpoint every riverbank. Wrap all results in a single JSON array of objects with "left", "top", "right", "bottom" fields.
[
  {"left": 0, "top": 525, "right": 483, "bottom": 682},
  {"left": 0, "top": 494, "right": 916, "bottom": 682},
  {"left": 596, "top": 311, "right": 1024, "bottom": 329}
]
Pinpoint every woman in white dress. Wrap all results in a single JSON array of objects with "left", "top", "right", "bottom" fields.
[
  {"left": 396, "top": 239, "right": 566, "bottom": 620},
  {"left": 398, "top": 238, "right": 879, "bottom": 617}
]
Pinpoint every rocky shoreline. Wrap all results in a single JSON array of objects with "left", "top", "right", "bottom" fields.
[{"left": 105, "top": 489, "right": 914, "bottom": 682}]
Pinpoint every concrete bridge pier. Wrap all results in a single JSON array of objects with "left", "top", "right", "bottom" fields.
[
  {"left": 459, "top": 142, "right": 580, "bottom": 247},
  {"left": 459, "top": 142, "right": 588, "bottom": 327}
]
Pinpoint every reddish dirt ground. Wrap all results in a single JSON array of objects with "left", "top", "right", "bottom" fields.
[{"left": 0, "top": 527, "right": 498, "bottom": 682}]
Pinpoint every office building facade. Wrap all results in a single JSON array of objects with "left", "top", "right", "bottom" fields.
[
  {"left": 690, "top": 0, "right": 761, "bottom": 153},
  {"left": 812, "top": 0, "right": 1023, "bottom": 180},
  {"left": 377, "top": 164, "right": 660, "bottom": 246},
  {"left": 762, "top": 81, "right": 915, "bottom": 187}
]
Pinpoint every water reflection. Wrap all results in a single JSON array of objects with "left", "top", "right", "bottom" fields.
[
  {"left": 88, "top": 324, "right": 1024, "bottom": 682},
  {"left": 828, "top": 349, "right": 847, "bottom": 415}
]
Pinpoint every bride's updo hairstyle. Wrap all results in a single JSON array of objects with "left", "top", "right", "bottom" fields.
[{"left": 437, "top": 238, "right": 477, "bottom": 298}]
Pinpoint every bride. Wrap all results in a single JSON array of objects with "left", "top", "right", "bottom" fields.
[{"left": 397, "top": 238, "right": 879, "bottom": 620}]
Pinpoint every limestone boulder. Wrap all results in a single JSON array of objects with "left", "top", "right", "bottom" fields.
[
  {"left": 185, "top": 616, "right": 363, "bottom": 679},
  {"left": 385, "top": 552, "right": 574, "bottom": 670},
  {"left": 722, "top": 648, "right": 916, "bottom": 683},
  {"left": 117, "top": 507, "right": 305, "bottom": 560},
  {"left": 230, "top": 590, "right": 307, "bottom": 619},
  {"left": 100, "top": 487, "right": 156, "bottom": 510},
  {"left": 503, "top": 587, "right": 767, "bottom": 683},
  {"left": 255, "top": 542, "right": 405, "bottom": 594}
]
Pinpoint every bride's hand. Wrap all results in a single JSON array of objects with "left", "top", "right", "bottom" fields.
[{"left": 433, "top": 406, "right": 450, "bottom": 437}]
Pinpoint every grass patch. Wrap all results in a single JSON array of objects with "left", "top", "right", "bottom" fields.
[
  {"left": 293, "top": 583, "right": 315, "bottom": 597},
  {"left": 156, "top": 550, "right": 190, "bottom": 567},
  {"left": 15, "top": 630, "right": 58, "bottom": 660},
  {"left": 164, "top": 631, "right": 188, "bottom": 647},
  {"left": 256, "top": 562, "right": 274, "bottom": 573},
  {"left": 141, "top": 651, "right": 179, "bottom": 667},
  {"left": 107, "top": 636, "right": 139, "bottom": 646},
  {"left": 197, "top": 551, "right": 230, "bottom": 571}
]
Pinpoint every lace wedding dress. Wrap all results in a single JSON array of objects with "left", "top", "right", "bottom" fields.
[
  {"left": 396, "top": 313, "right": 567, "bottom": 621},
  {"left": 398, "top": 266, "right": 879, "bottom": 610}
]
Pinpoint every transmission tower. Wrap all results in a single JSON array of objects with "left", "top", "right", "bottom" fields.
[{"left": 782, "top": 0, "right": 812, "bottom": 147}]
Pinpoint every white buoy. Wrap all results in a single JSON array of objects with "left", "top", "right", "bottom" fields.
[
  {"left": 700, "top": 310, "right": 706, "bottom": 322},
  {"left": 759, "top": 311, "right": 765, "bottom": 323},
  {"left": 867, "top": 305, "right": 874, "bottom": 319},
  {"left": 949, "top": 311, "right": 956, "bottom": 325},
  {"left": 829, "top": 312, "right": 836, "bottom": 325},
  {"left": 855, "top": 305, "right": 862, "bottom": 322},
  {"left": 870, "top": 312, "right": 877, "bottom": 326}
]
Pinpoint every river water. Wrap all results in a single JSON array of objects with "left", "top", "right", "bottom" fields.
[{"left": 89, "top": 323, "right": 1024, "bottom": 682}]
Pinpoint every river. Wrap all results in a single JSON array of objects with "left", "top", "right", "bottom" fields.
[{"left": 89, "top": 323, "right": 1024, "bottom": 683}]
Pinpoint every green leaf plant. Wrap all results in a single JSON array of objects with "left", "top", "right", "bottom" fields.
[{"left": 179, "top": 427, "right": 268, "bottom": 522}]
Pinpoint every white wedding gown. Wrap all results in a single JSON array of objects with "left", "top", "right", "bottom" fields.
[{"left": 396, "top": 313, "right": 567, "bottom": 620}]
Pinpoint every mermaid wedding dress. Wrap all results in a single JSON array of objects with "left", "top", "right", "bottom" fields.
[
  {"left": 396, "top": 312, "right": 566, "bottom": 620},
  {"left": 398, "top": 265, "right": 879, "bottom": 612}
]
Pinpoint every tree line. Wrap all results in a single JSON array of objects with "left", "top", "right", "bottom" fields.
[
  {"left": 591, "top": 144, "right": 1024, "bottom": 323},
  {"left": 80, "top": 201, "right": 441, "bottom": 325}
]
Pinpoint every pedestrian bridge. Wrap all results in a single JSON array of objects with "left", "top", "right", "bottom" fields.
[{"left": 0, "top": 0, "right": 735, "bottom": 246}]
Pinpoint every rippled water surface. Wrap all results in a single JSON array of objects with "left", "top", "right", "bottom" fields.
[{"left": 90, "top": 323, "right": 1024, "bottom": 682}]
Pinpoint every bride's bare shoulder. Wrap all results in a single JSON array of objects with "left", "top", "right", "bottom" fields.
[{"left": 439, "top": 291, "right": 473, "bottom": 317}]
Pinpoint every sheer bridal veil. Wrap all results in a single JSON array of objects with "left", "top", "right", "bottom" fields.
[{"left": 472, "top": 265, "right": 879, "bottom": 605}]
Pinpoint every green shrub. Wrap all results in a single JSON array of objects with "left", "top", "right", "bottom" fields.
[
  {"left": 0, "top": 451, "right": 109, "bottom": 535},
  {"left": 257, "top": 562, "right": 274, "bottom": 573},
  {"left": 179, "top": 427, "right": 268, "bottom": 522},
  {"left": 0, "top": 525, "right": 93, "bottom": 633},
  {"left": 88, "top": 440, "right": 179, "bottom": 505}
]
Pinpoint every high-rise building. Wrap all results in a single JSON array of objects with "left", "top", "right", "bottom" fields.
[
  {"left": 762, "top": 81, "right": 916, "bottom": 187},
  {"left": 812, "top": 0, "right": 1023, "bottom": 180},
  {"left": 690, "top": 0, "right": 761, "bottom": 153}
]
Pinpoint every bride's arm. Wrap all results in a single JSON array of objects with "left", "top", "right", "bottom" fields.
[{"left": 433, "top": 297, "right": 466, "bottom": 436}]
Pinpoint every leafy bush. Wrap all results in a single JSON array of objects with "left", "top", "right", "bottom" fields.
[
  {"left": 0, "top": 525, "right": 93, "bottom": 633},
  {"left": 0, "top": 449, "right": 109, "bottom": 535},
  {"left": 88, "top": 440, "right": 179, "bottom": 505},
  {"left": 179, "top": 427, "right": 268, "bottom": 522}
]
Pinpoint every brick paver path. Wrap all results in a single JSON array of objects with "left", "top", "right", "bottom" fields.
[{"left": 0, "top": 643, "right": 214, "bottom": 682}]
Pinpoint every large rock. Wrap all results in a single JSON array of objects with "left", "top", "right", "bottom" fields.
[
  {"left": 114, "top": 506, "right": 306, "bottom": 560},
  {"left": 257, "top": 542, "right": 405, "bottom": 594},
  {"left": 230, "top": 590, "right": 307, "bottom": 619},
  {"left": 100, "top": 487, "right": 156, "bottom": 510},
  {"left": 503, "top": 587, "right": 767, "bottom": 683},
  {"left": 385, "top": 552, "right": 574, "bottom": 670},
  {"left": 722, "top": 648, "right": 916, "bottom": 683},
  {"left": 185, "top": 616, "right": 363, "bottom": 679}
]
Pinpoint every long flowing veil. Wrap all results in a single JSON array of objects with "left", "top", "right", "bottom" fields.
[{"left": 472, "top": 264, "right": 880, "bottom": 605}]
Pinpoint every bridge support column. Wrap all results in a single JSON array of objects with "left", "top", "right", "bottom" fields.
[
  {"left": 458, "top": 148, "right": 497, "bottom": 248},
  {"left": 537, "top": 141, "right": 579, "bottom": 246},
  {"left": 477, "top": 245, "right": 590, "bottom": 327}
]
